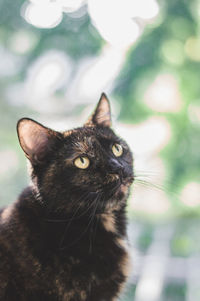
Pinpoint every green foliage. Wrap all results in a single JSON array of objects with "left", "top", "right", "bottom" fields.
[
  {"left": 137, "top": 224, "right": 154, "bottom": 252},
  {"left": 163, "top": 282, "right": 187, "bottom": 301}
]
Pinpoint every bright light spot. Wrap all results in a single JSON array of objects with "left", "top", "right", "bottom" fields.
[
  {"left": 116, "top": 116, "right": 171, "bottom": 155},
  {"left": 144, "top": 74, "right": 182, "bottom": 113},
  {"left": 161, "top": 39, "right": 185, "bottom": 66},
  {"left": 181, "top": 182, "right": 200, "bottom": 207},
  {"left": 9, "top": 30, "right": 38, "bottom": 54},
  {"left": 25, "top": 51, "right": 71, "bottom": 110},
  {"left": 23, "top": 1, "right": 63, "bottom": 28},
  {"left": 23, "top": 0, "right": 159, "bottom": 44},
  {"left": 75, "top": 46, "right": 126, "bottom": 100},
  {"left": 88, "top": 0, "right": 140, "bottom": 48},
  {"left": 185, "top": 37, "right": 200, "bottom": 62},
  {"left": 58, "top": 0, "right": 85, "bottom": 13},
  {"left": 135, "top": 276, "right": 163, "bottom": 300}
]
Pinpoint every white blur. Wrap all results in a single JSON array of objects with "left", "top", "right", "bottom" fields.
[
  {"left": 181, "top": 182, "right": 200, "bottom": 207},
  {"left": 144, "top": 74, "right": 182, "bottom": 113},
  {"left": 23, "top": 0, "right": 159, "bottom": 47},
  {"left": 21, "top": 0, "right": 160, "bottom": 110},
  {"left": 66, "top": 46, "right": 127, "bottom": 103},
  {"left": 23, "top": 1, "right": 63, "bottom": 29}
]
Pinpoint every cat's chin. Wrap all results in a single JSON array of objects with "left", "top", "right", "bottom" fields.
[
  {"left": 123, "top": 176, "right": 134, "bottom": 185},
  {"left": 111, "top": 176, "right": 134, "bottom": 199},
  {"left": 117, "top": 183, "right": 130, "bottom": 197},
  {"left": 108, "top": 182, "right": 129, "bottom": 200}
]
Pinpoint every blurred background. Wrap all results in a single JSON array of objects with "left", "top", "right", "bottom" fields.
[{"left": 0, "top": 0, "right": 200, "bottom": 300}]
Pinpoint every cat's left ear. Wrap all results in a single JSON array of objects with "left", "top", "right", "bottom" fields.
[
  {"left": 17, "top": 118, "right": 61, "bottom": 165},
  {"left": 84, "top": 93, "right": 111, "bottom": 127}
]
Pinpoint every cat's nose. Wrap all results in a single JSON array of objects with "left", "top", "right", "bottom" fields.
[{"left": 108, "top": 158, "right": 124, "bottom": 175}]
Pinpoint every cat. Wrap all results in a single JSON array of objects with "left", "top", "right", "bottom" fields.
[{"left": 0, "top": 93, "right": 134, "bottom": 301}]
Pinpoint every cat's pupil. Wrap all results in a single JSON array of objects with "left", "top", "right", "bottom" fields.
[{"left": 80, "top": 157, "right": 84, "bottom": 163}]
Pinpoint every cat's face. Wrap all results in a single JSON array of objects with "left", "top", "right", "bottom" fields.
[{"left": 17, "top": 94, "right": 134, "bottom": 213}]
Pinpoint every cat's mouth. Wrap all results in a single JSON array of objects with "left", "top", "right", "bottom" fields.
[
  {"left": 122, "top": 175, "right": 134, "bottom": 185},
  {"left": 105, "top": 174, "right": 134, "bottom": 198},
  {"left": 106, "top": 173, "right": 134, "bottom": 185}
]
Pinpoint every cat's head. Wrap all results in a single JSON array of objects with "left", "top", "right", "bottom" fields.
[{"left": 17, "top": 94, "right": 134, "bottom": 213}]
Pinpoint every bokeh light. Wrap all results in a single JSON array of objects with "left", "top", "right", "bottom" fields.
[
  {"left": 144, "top": 74, "right": 182, "bottom": 112},
  {"left": 88, "top": 0, "right": 141, "bottom": 48},
  {"left": 117, "top": 116, "right": 171, "bottom": 155},
  {"left": 161, "top": 39, "right": 185, "bottom": 66},
  {"left": 26, "top": 51, "right": 71, "bottom": 99},
  {"left": 8, "top": 30, "right": 38, "bottom": 54},
  {"left": 185, "top": 37, "right": 200, "bottom": 62},
  {"left": 181, "top": 182, "right": 200, "bottom": 207},
  {"left": 23, "top": 1, "right": 63, "bottom": 28}
]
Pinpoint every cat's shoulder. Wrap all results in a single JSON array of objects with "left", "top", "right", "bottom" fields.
[{"left": 0, "top": 205, "right": 15, "bottom": 225}]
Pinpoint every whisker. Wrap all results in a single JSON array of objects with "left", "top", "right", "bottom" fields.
[
  {"left": 134, "top": 174, "right": 181, "bottom": 200},
  {"left": 134, "top": 179, "right": 165, "bottom": 190}
]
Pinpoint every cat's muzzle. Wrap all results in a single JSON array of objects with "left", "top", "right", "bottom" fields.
[{"left": 107, "top": 174, "right": 120, "bottom": 183}]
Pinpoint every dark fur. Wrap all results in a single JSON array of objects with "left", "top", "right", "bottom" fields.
[{"left": 0, "top": 94, "right": 134, "bottom": 301}]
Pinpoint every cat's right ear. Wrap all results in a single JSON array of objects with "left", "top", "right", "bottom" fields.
[
  {"left": 84, "top": 93, "right": 111, "bottom": 127},
  {"left": 17, "top": 118, "right": 60, "bottom": 165}
]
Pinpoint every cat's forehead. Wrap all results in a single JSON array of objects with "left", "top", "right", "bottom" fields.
[
  {"left": 64, "top": 127, "right": 115, "bottom": 140},
  {"left": 63, "top": 127, "right": 92, "bottom": 138},
  {"left": 63, "top": 127, "right": 116, "bottom": 153}
]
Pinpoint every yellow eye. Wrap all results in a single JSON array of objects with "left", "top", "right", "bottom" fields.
[
  {"left": 112, "top": 143, "right": 123, "bottom": 157},
  {"left": 74, "top": 156, "right": 90, "bottom": 169}
]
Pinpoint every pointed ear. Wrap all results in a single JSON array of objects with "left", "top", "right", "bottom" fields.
[
  {"left": 17, "top": 118, "right": 60, "bottom": 165},
  {"left": 84, "top": 93, "right": 111, "bottom": 127}
]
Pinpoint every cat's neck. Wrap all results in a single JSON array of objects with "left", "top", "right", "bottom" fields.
[
  {"left": 0, "top": 186, "right": 128, "bottom": 257},
  {"left": 17, "top": 186, "right": 128, "bottom": 234}
]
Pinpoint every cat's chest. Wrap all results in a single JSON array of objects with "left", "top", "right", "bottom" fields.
[
  {"left": 39, "top": 213, "right": 130, "bottom": 299},
  {"left": 54, "top": 237, "right": 130, "bottom": 300},
  {"left": 57, "top": 230, "right": 128, "bottom": 274}
]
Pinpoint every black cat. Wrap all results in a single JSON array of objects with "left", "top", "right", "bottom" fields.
[{"left": 0, "top": 93, "right": 134, "bottom": 301}]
